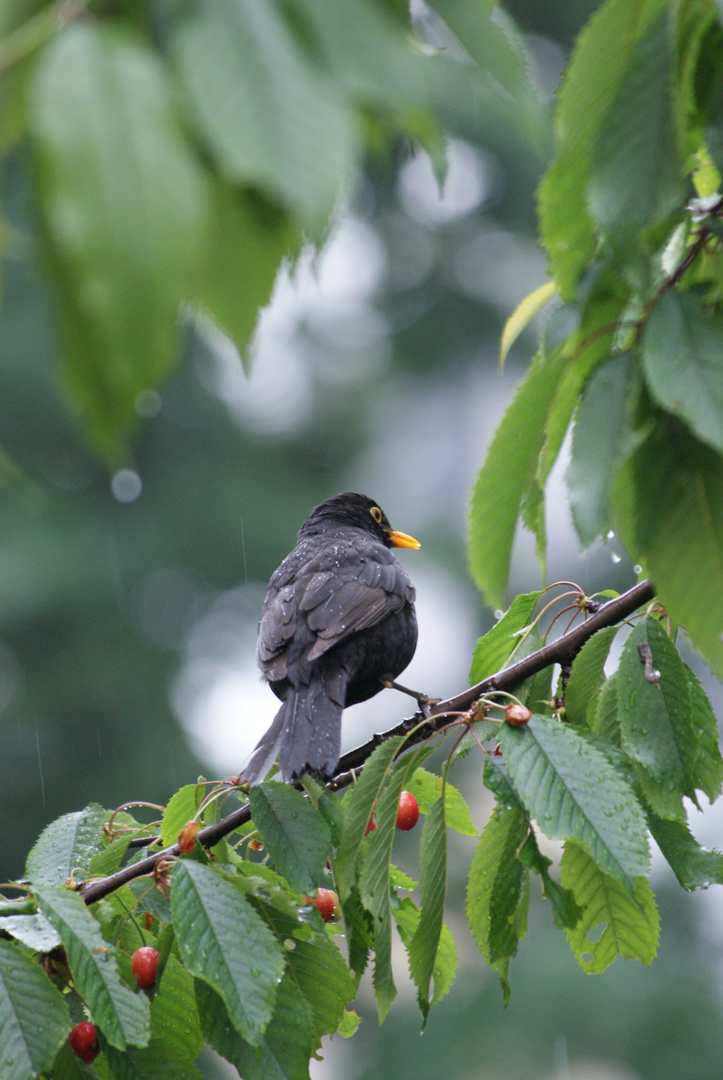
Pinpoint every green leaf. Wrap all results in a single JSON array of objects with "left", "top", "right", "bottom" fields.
[
  {"left": 683, "top": 662, "right": 723, "bottom": 802},
  {"left": 26, "top": 804, "right": 106, "bottom": 886},
  {"left": 615, "top": 414, "right": 723, "bottom": 674},
  {"left": 393, "top": 898, "right": 458, "bottom": 1008},
  {"left": 29, "top": 23, "right": 209, "bottom": 461},
  {"left": 192, "top": 184, "right": 300, "bottom": 363},
  {"left": 335, "top": 737, "right": 402, "bottom": 901},
  {"left": 567, "top": 355, "right": 635, "bottom": 547},
  {"left": 34, "top": 885, "right": 151, "bottom": 1050},
  {"left": 500, "top": 282, "right": 558, "bottom": 367},
  {"left": 196, "top": 973, "right": 314, "bottom": 1080},
  {"left": 587, "top": 9, "right": 683, "bottom": 239},
  {"left": 561, "top": 840, "right": 659, "bottom": 973},
  {"left": 358, "top": 755, "right": 413, "bottom": 1021},
  {"left": 466, "top": 806, "right": 529, "bottom": 999},
  {"left": 469, "top": 348, "right": 567, "bottom": 606},
  {"left": 248, "top": 783, "right": 331, "bottom": 895},
  {"left": 517, "top": 831, "right": 582, "bottom": 931},
  {"left": 499, "top": 716, "right": 650, "bottom": 890},
  {"left": 648, "top": 812, "right": 723, "bottom": 890},
  {"left": 0, "top": 913, "right": 61, "bottom": 953},
  {"left": 163, "top": 0, "right": 356, "bottom": 228},
  {"left": 150, "top": 954, "right": 203, "bottom": 1061},
  {"left": 469, "top": 591, "right": 542, "bottom": 684},
  {"left": 408, "top": 797, "right": 447, "bottom": 1020},
  {"left": 283, "top": 931, "right": 355, "bottom": 1039},
  {"left": 161, "top": 785, "right": 203, "bottom": 849},
  {"left": 618, "top": 617, "right": 701, "bottom": 816},
  {"left": 405, "top": 767, "right": 478, "bottom": 836},
  {"left": 103, "top": 1040, "right": 205, "bottom": 1080},
  {"left": 591, "top": 669, "right": 622, "bottom": 744},
  {"left": 539, "top": 0, "right": 669, "bottom": 296},
  {"left": 482, "top": 758, "right": 524, "bottom": 812},
  {"left": 86, "top": 835, "right": 132, "bottom": 881},
  {"left": 0, "top": 939, "right": 69, "bottom": 1080},
  {"left": 643, "top": 291, "right": 723, "bottom": 455},
  {"left": 564, "top": 626, "right": 619, "bottom": 727},
  {"left": 171, "top": 861, "right": 285, "bottom": 1047}
]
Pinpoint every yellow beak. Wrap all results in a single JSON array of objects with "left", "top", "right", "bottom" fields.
[{"left": 386, "top": 529, "right": 421, "bottom": 550}]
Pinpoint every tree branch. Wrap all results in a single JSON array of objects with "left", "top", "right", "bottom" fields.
[{"left": 79, "top": 577, "right": 654, "bottom": 905}]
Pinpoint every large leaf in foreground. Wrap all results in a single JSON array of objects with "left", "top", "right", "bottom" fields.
[
  {"left": 26, "top": 804, "right": 106, "bottom": 886},
  {"left": 0, "top": 940, "right": 69, "bottom": 1080},
  {"left": 171, "top": 861, "right": 285, "bottom": 1047},
  {"left": 561, "top": 840, "right": 659, "bottom": 973},
  {"left": 408, "top": 797, "right": 447, "bottom": 1020},
  {"left": 35, "top": 886, "right": 150, "bottom": 1051},
  {"left": 249, "top": 783, "right": 331, "bottom": 895},
  {"left": 499, "top": 716, "right": 649, "bottom": 890}
]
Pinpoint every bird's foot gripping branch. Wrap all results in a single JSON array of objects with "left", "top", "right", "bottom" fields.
[{"left": 3, "top": 578, "right": 723, "bottom": 1076}]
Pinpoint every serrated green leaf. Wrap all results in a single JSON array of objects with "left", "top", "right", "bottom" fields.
[
  {"left": 539, "top": 0, "right": 669, "bottom": 296},
  {"left": 564, "top": 626, "right": 619, "bottom": 727},
  {"left": 587, "top": 9, "right": 683, "bottom": 239},
  {"left": 171, "top": 861, "right": 285, "bottom": 1047},
  {"left": 34, "top": 885, "right": 150, "bottom": 1051},
  {"left": 103, "top": 1039, "right": 205, "bottom": 1080},
  {"left": 150, "top": 954, "right": 203, "bottom": 1061},
  {"left": 26, "top": 804, "right": 106, "bottom": 886},
  {"left": 648, "top": 812, "right": 723, "bottom": 890},
  {"left": 0, "top": 912, "right": 61, "bottom": 952},
  {"left": 618, "top": 618, "right": 699, "bottom": 817},
  {"left": 561, "top": 840, "right": 659, "bottom": 973},
  {"left": 248, "top": 783, "right": 331, "bottom": 895},
  {"left": 642, "top": 291, "right": 723, "bottom": 455},
  {"left": 500, "top": 281, "right": 558, "bottom": 366},
  {"left": 335, "top": 737, "right": 402, "bottom": 901},
  {"left": 29, "top": 22, "right": 209, "bottom": 461},
  {"left": 482, "top": 758, "right": 524, "bottom": 811},
  {"left": 161, "top": 785, "right": 203, "bottom": 850},
  {"left": 567, "top": 355, "right": 635, "bottom": 548},
  {"left": 393, "top": 898, "right": 458, "bottom": 1008},
  {"left": 408, "top": 797, "right": 447, "bottom": 1020},
  {"left": 284, "top": 931, "right": 355, "bottom": 1039},
  {"left": 469, "top": 591, "right": 542, "bottom": 684},
  {"left": 615, "top": 416, "right": 723, "bottom": 674},
  {"left": 358, "top": 754, "right": 413, "bottom": 1021},
  {"left": 466, "top": 806, "right": 529, "bottom": 966},
  {"left": 683, "top": 662, "right": 723, "bottom": 801},
  {"left": 192, "top": 183, "right": 301, "bottom": 364},
  {"left": 405, "top": 767, "right": 477, "bottom": 836},
  {"left": 499, "top": 716, "right": 650, "bottom": 890},
  {"left": 517, "top": 831, "right": 582, "bottom": 931},
  {"left": 338, "top": 887, "right": 372, "bottom": 988},
  {"left": 86, "top": 834, "right": 131, "bottom": 881},
  {"left": 591, "top": 669, "right": 622, "bottom": 745},
  {"left": 164, "top": 0, "right": 356, "bottom": 228},
  {"left": 0, "top": 939, "right": 69, "bottom": 1080},
  {"left": 469, "top": 347, "right": 567, "bottom": 606},
  {"left": 196, "top": 973, "right": 314, "bottom": 1080}
]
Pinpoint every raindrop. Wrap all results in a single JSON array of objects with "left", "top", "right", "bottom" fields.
[
  {"left": 111, "top": 468, "right": 142, "bottom": 503},
  {"left": 135, "top": 389, "right": 162, "bottom": 418},
  {"left": 607, "top": 530, "right": 615, "bottom": 540},
  {"left": 610, "top": 551, "right": 621, "bottom": 564}
]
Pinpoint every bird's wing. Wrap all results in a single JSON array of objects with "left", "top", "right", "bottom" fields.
[
  {"left": 299, "top": 542, "right": 415, "bottom": 661},
  {"left": 256, "top": 581, "right": 297, "bottom": 681}
]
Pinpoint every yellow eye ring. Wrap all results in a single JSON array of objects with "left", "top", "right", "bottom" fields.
[{"left": 370, "top": 506, "right": 382, "bottom": 524}]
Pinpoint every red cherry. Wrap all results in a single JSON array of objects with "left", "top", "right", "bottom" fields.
[
  {"left": 178, "top": 820, "right": 199, "bottom": 854},
  {"left": 505, "top": 703, "right": 531, "bottom": 726},
  {"left": 304, "top": 888, "right": 340, "bottom": 923},
  {"left": 396, "top": 791, "right": 420, "bottom": 831},
  {"left": 69, "top": 1022, "right": 99, "bottom": 1064},
  {"left": 132, "top": 946, "right": 160, "bottom": 990}
]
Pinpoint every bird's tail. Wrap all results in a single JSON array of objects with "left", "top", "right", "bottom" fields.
[{"left": 243, "top": 673, "right": 345, "bottom": 785}]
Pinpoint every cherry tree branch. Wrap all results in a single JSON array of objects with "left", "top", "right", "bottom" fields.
[{"left": 79, "top": 577, "right": 654, "bottom": 905}]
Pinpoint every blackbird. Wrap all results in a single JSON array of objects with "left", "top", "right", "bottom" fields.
[{"left": 244, "top": 492, "right": 419, "bottom": 785}]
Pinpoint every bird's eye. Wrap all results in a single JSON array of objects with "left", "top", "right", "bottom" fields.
[{"left": 369, "top": 506, "right": 383, "bottom": 524}]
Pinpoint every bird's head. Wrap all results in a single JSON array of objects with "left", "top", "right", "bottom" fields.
[{"left": 299, "top": 492, "right": 420, "bottom": 550}]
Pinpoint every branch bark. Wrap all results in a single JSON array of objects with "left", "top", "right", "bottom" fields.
[{"left": 79, "top": 577, "right": 655, "bottom": 905}]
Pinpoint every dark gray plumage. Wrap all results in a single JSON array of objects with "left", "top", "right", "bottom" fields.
[{"left": 244, "top": 493, "right": 419, "bottom": 784}]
